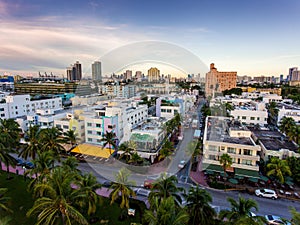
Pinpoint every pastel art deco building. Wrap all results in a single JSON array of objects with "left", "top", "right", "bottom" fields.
[{"left": 205, "top": 63, "right": 237, "bottom": 97}]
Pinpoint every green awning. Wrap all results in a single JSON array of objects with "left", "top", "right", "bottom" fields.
[
  {"left": 205, "top": 170, "right": 215, "bottom": 175},
  {"left": 249, "top": 177, "right": 258, "bottom": 183},
  {"left": 235, "top": 168, "right": 259, "bottom": 178},
  {"left": 286, "top": 176, "right": 293, "bottom": 182},
  {"left": 259, "top": 176, "right": 269, "bottom": 182},
  {"left": 234, "top": 175, "right": 245, "bottom": 180},
  {"left": 202, "top": 163, "right": 223, "bottom": 173},
  {"left": 229, "top": 178, "right": 238, "bottom": 184}
]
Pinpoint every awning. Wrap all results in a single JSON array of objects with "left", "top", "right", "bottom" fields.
[
  {"left": 249, "top": 177, "right": 258, "bottom": 183},
  {"left": 234, "top": 175, "right": 245, "bottom": 180},
  {"left": 259, "top": 176, "right": 269, "bottom": 182},
  {"left": 202, "top": 163, "right": 223, "bottom": 173},
  {"left": 234, "top": 168, "right": 259, "bottom": 178},
  {"left": 71, "top": 144, "right": 114, "bottom": 159},
  {"left": 229, "top": 178, "right": 238, "bottom": 185}
]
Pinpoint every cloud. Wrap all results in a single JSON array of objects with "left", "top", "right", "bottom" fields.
[{"left": 0, "top": 17, "right": 149, "bottom": 75}]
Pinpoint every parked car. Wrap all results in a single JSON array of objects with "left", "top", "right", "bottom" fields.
[
  {"left": 102, "top": 180, "right": 112, "bottom": 188},
  {"left": 265, "top": 215, "right": 291, "bottom": 225},
  {"left": 135, "top": 188, "right": 151, "bottom": 197},
  {"left": 24, "top": 161, "right": 34, "bottom": 169},
  {"left": 16, "top": 158, "right": 25, "bottom": 166},
  {"left": 255, "top": 189, "right": 278, "bottom": 199},
  {"left": 144, "top": 179, "right": 155, "bottom": 189},
  {"left": 178, "top": 160, "right": 186, "bottom": 169}
]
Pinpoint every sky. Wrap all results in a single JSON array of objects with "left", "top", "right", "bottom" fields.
[{"left": 0, "top": 0, "right": 300, "bottom": 77}]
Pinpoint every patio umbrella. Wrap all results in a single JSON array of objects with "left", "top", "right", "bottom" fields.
[
  {"left": 228, "top": 178, "right": 238, "bottom": 185},
  {"left": 285, "top": 180, "right": 294, "bottom": 186},
  {"left": 205, "top": 170, "right": 214, "bottom": 175},
  {"left": 234, "top": 175, "right": 244, "bottom": 180}
]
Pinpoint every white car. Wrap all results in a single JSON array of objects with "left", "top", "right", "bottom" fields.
[
  {"left": 255, "top": 189, "right": 278, "bottom": 199},
  {"left": 135, "top": 188, "right": 151, "bottom": 197},
  {"left": 178, "top": 160, "right": 186, "bottom": 169},
  {"left": 265, "top": 215, "right": 291, "bottom": 225}
]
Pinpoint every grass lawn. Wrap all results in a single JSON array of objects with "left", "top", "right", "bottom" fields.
[{"left": 0, "top": 172, "right": 145, "bottom": 225}]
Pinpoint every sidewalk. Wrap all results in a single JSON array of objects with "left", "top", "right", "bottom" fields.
[{"left": 189, "top": 157, "right": 208, "bottom": 187}]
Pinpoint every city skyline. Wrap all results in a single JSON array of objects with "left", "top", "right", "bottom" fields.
[{"left": 0, "top": 0, "right": 299, "bottom": 77}]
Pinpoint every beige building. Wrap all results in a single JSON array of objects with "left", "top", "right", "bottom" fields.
[
  {"left": 202, "top": 116, "right": 260, "bottom": 178},
  {"left": 205, "top": 63, "right": 237, "bottom": 97},
  {"left": 148, "top": 67, "right": 160, "bottom": 82}
]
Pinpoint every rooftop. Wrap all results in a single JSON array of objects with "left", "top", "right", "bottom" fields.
[
  {"left": 205, "top": 117, "right": 255, "bottom": 146},
  {"left": 252, "top": 130, "right": 298, "bottom": 152}
]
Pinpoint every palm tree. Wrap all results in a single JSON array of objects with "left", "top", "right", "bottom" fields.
[
  {"left": 186, "top": 186, "right": 216, "bottom": 225},
  {"left": 0, "top": 188, "right": 12, "bottom": 213},
  {"left": 110, "top": 168, "right": 136, "bottom": 209},
  {"left": 219, "top": 153, "right": 233, "bottom": 190},
  {"left": 144, "top": 197, "right": 189, "bottom": 225},
  {"left": 279, "top": 117, "right": 296, "bottom": 135},
  {"left": 0, "top": 216, "right": 12, "bottom": 225},
  {"left": 75, "top": 173, "right": 102, "bottom": 216},
  {"left": 268, "top": 101, "right": 279, "bottom": 124},
  {"left": 267, "top": 157, "right": 292, "bottom": 184},
  {"left": 149, "top": 174, "right": 183, "bottom": 206},
  {"left": 27, "top": 150, "right": 55, "bottom": 185},
  {"left": 219, "top": 195, "right": 263, "bottom": 224},
  {"left": 19, "top": 125, "right": 41, "bottom": 160},
  {"left": 63, "top": 129, "right": 78, "bottom": 152},
  {"left": 27, "top": 167, "right": 88, "bottom": 225},
  {"left": 290, "top": 207, "right": 300, "bottom": 225},
  {"left": 40, "top": 127, "right": 65, "bottom": 161},
  {"left": 128, "top": 152, "right": 143, "bottom": 165},
  {"left": 101, "top": 131, "right": 117, "bottom": 156},
  {"left": 118, "top": 142, "right": 131, "bottom": 162},
  {"left": 158, "top": 147, "right": 172, "bottom": 161},
  {"left": 287, "top": 125, "right": 300, "bottom": 145},
  {"left": 62, "top": 156, "right": 80, "bottom": 173},
  {"left": 0, "top": 143, "right": 16, "bottom": 173}
]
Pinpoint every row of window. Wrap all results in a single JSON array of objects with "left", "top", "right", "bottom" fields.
[
  {"left": 208, "top": 146, "right": 254, "bottom": 156},
  {"left": 208, "top": 155, "right": 254, "bottom": 165},
  {"left": 237, "top": 116, "right": 267, "bottom": 121},
  {"left": 87, "top": 138, "right": 102, "bottom": 143}
]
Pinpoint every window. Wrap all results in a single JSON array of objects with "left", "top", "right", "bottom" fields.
[
  {"left": 96, "top": 123, "right": 101, "bottom": 128},
  {"left": 97, "top": 131, "right": 101, "bottom": 135},
  {"left": 0, "top": 113, "right": 4, "bottom": 117},
  {"left": 97, "top": 139, "right": 101, "bottom": 143},
  {"left": 81, "top": 125, "right": 84, "bottom": 129},
  {"left": 227, "top": 147, "right": 236, "bottom": 154},
  {"left": 244, "top": 149, "right": 252, "bottom": 156},
  {"left": 88, "top": 138, "right": 92, "bottom": 142},
  {"left": 208, "top": 145, "right": 218, "bottom": 151},
  {"left": 242, "top": 116, "right": 246, "bottom": 120},
  {"left": 174, "top": 110, "right": 178, "bottom": 114},
  {"left": 87, "top": 122, "right": 92, "bottom": 127},
  {"left": 242, "top": 159, "right": 252, "bottom": 165},
  {"left": 250, "top": 117, "right": 255, "bottom": 120},
  {"left": 108, "top": 125, "right": 114, "bottom": 129},
  {"left": 167, "top": 109, "right": 171, "bottom": 113},
  {"left": 209, "top": 155, "right": 216, "bottom": 160},
  {"left": 87, "top": 130, "right": 92, "bottom": 134},
  {"left": 56, "top": 124, "right": 62, "bottom": 129},
  {"left": 161, "top": 109, "right": 166, "bottom": 112},
  {"left": 72, "top": 126, "right": 76, "bottom": 131},
  {"left": 257, "top": 117, "right": 260, "bottom": 120},
  {"left": 220, "top": 146, "right": 225, "bottom": 151},
  {"left": 63, "top": 125, "right": 68, "bottom": 129}
]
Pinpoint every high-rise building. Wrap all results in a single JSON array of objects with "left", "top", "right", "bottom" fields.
[
  {"left": 66, "top": 61, "right": 82, "bottom": 81},
  {"left": 92, "top": 61, "right": 102, "bottom": 81},
  {"left": 125, "top": 70, "right": 132, "bottom": 80},
  {"left": 148, "top": 67, "right": 160, "bottom": 82},
  {"left": 205, "top": 63, "right": 237, "bottom": 97},
  {"left": 289, "top": 67, "right": 298, "bottom": 81}
]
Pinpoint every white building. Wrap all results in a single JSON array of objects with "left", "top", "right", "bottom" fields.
[
  {"left": 230, "top": 107, "right": 268, "bottom": 126},
  {"left": 0, "top": 94, "right": 62, "bottom": 119},
  {"left": 27, "top": 109, "right": 66, "bottom": 129},
  {"left": 100, "top": 84, "right": 136, "bottom": 99},
  {"left": 202, "top": 117, "right": 261, "bottom": 178},
  {"left": 277, "top": 103, "right": 300, "bottom": 124}
]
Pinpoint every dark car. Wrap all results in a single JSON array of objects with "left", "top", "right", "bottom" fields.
[
  {"left": 25, "top": 162, "right": 34, "bottom": 169},
  {"left": 16, "top": 158, "right": 26, "bottom": 166}
]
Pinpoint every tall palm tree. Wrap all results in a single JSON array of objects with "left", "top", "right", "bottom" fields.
[
  {"left": 18, "top": 125, "right": 41, "bottom": 160},
  {"left": 0, "top": 216, "right": 12, "bottom": 225},
  {"left": 289, "top": 207, "right": 300, "bottom": 225},
  {"left": 149, "top": 174, "right": 183, "bottom": 206},
  {"left": 62, "top": 156, "right": 80, "bottom": 173},
  {"left": 288, "top": 125, "right": 300, "bottom": 145},
  {"left": 75, "top": 173, "right": 102, "bottom": 216},
  {"left": 186, "top": 187, "right": 216, "bottom": 225},
  {"left": 267, "top": 157, "right": 292, "bottom": 184},
  {"left": 219, "top": 195, "right": 266, "bottom": 224},
  {"left": 110, "top": 168, "right": 136, "bottom": 209},
  {"left": 63, "top": 129, "right": 78, "bottom": 152},
  {"left": 40, "top": 127, "right": 65, "bottom": 161},
  {"left": 219, "top": 153, "right": 233, "bottom": 189},
  {"left": 27, "top": 167, "right": 88, "bottom": 225},
  {"left": 101, "top": 131, "right": 117, "bottom": 156},
  {"left": 158, "top": 146, "right": 172, "bottom": 161},
  {"left": 0, "top": 142, "right": 16, "bottom": 172},
  {"left": 279, "top": 117, "right": 296, "bottom": 135},
  {"left": 144, "top": 196, "right": 189, "bottom": 225},
  {"left": 0, "top": 188, "right": 12, "bottom": 213}
]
